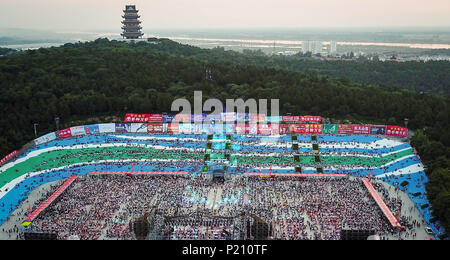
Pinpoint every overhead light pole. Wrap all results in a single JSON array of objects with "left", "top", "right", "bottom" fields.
[
  {"left": 55, "top": 117, "right": 60, "bottom": 133},
  {"left": 33, "top": 123, "right": 39, "bottom": 138}
]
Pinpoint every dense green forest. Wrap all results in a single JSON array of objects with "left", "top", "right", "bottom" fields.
[{"left": 0, "top": 38, "right": 449, "bottom": 237}]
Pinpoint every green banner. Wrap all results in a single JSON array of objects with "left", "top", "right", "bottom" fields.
[{"left": 323, "top": 124, "right": 338, "bottom": 134}]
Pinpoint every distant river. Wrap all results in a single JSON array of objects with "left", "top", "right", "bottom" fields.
[
  {"left": 160, "top": 36, "right": 450, "bottom": 49},
  {"left": 0, "top": 42, "right": 65, "bottom": 50}
]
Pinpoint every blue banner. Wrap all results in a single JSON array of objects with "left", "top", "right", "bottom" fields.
[
  {"left": 84, "top": 124, "right": 100, "bottom": 135},
  {"left": 115, "top": 123, "right": 131, "bottom": 133},
  {"left": 163, "top": 114, "right": 176, "bottom": 123}
]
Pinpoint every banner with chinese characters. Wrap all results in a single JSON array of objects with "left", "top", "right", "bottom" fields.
[
  {"left": 338, "top": 124, "right": 354, "bottom": 134},
  {"left": 162, "top": 115, "right": 176, "bottom": 123},
  {"left": 352, "top": 125, "right": 370, "bottom": 135},
  {"left": 221, "top": 112, "right": 236, "bottom": 122},
  {"left": 386, "top": 125, "right": 408, "bottom": 137},
  {"left": 124, "top": 114, "right": 162, "bottom": 123},
  {"left": 167, "top": 123, "right": 180, "bottom": 134},
  {"left": 180, "top": 123, "right": 192, "bottom": 134},
  {"left": 270, "top": 124, "right": 281, "bottom": 135},
  {"left": 257, "top": 124, "right": 272, "bottom": 135},
  {"left": 173, "top": 114, "right": 191, "bottom": 123},
  {"left": 287, "top": 124, "right": 323, "bottom": 134},
  {"left": 288, "top": 124, "right": 304, "bottom": 134},
  {"left": 147, "top": 123, "right": 164, "bottom": 133},
  {"left": 248, "top": 124, "right": 258, "bottom": 134},
  {"left": 236, "top": 124, "right": 246, "bottom": 134},
  {"left": 70, "top": 126, "right": 86, "bottom": 137},
  {"left": 98, "top": 123, "right": 116, "bottom": 134},
  {"left": 0, "top": 150, "right": 18, "bottom": 166},
  {"left": 302, "top": 116, "right": 321, "bottom": 122},
  {"left": 250, "top": 114, "right": 266, "bottom": 123},
  {"left": 305, "top": 124, "right": 323, "bottom": 134},
  {"left": 282, "top": 116, "right": 321, "bottom": 122},
  {"left": 34, "top": 132, "right": 57, "bottom": 145},
  {"left": 192, "top": 114, "right": 207, "bottom": 123}
]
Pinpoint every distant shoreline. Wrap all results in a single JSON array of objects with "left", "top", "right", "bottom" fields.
[{"left": 156, "top": 36, "right": 450, "bottom": 50}]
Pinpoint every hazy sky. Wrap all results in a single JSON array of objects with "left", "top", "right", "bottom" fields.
[{"left": 1, "top": 0, "right": 449, "bottom": 31}]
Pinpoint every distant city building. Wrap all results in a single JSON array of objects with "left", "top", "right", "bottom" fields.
[
  {"left": 302, "top": 41, "right": 323, "bottom": 55},
  {"left": 121, "top": 5, "right": 143, "bottom": 39},
  {"left": 329, "top": 41, "right": 337, "bottom": 55}
]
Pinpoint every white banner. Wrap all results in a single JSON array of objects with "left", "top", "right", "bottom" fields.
[
  {"left": 131, "top": 123, "right": 148, "bottom": 133},
  {"left": 70, "top": 126, "right": 85, "bottom": 136},
  {"left": 34, "top": 132, "right": 57, "bottom": 145},
  {"left": 180, "top": 123, "right": 192, "bottom": 134},
  {"left": 98, "top": 123, "right": 115, "bottom": 133},
  {"left": 221, "top": 112, "right": 236, "bottom": 122}
]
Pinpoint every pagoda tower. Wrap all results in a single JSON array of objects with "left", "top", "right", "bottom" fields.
[{"left": 121, "top": 5, "right": 143, "bottom": 39}]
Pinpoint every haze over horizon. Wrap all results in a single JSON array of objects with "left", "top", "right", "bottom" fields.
[{"left": 0, "top": 0, "right": 449, "bottom": 32}]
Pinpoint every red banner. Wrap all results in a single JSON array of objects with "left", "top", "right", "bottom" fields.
[
  {"left": 282, "top": 116, "right": 321, "bottom": 122},
  {"left": 173, "top": 114, "right": 191, "bottom": 123},
  {"left": 305, "top": 124, "right": 323, "bottom": 134},
  {"left": 279, "top": 124, "right": 289, "bottom": 134},
  {"left": 386, "top": 125, "right": 408, "bottom": 137},
  {"left": 221, "top": 112, "right": 236, "bottom": 122},
  {"left": 282, "top": 116, "right": 322, "bottom": 122},
  {"left": 247, "top": 124, "right": 257, "bottom": 134},
  {"left": 147, "top": 123, "right": 164, "bottom": 133},
  {"left": 302, "top": 116, "right": 322, "bottom": 122},
  {"left": 282, "top": 116, "right": 299, "bottom": 122},
  {"left": 125, "top": 114, "right": 163, "bottom": 123},
  {"left": 287, "top": 124, "right": 323, "bottom": 134},
  {"left": 250, "top": 114, "right": 266, "bottom": 123},
  {"left": 125, "top": 114, "right": 150, "bottom": 123},
  {"left": 236, "top": 124, "right": 246, "bottom": 134},
  {"left": 167, "top": 123, "right": 180, "bottom": 134},
  {"left": 352, "top": 125, "right": 370, "bottom": 135},
  {"left": 148, "top": 114, "right": 163, "bottom": 122},
  {"left": 338, "top": 124, "right": 354, "bottom": 134},
  {"left": 270, "top": 124, "right": 281, "bottom": 135},
  {"left": 288, "top": 124, "right": 304, "bottom": 134},
  {"left": 0, "top": 150, "right": 18, "bottom": 166},
  {"left": 59, "top": 128, "right": 72, "bottom": 138},
  {"left": 257, "top": 124, "right": 271, "bottom": 135}
]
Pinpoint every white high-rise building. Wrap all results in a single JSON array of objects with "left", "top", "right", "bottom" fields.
[
  {"left": 329, "top": 41, "right": 337, "bottom": 55},
  {"left": 302, "top": 41, "right": 323, "bottom": 54}
]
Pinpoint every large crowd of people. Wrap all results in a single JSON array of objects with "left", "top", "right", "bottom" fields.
[{"left": 18, "top": 174, "right": 413, "bottom": 240}]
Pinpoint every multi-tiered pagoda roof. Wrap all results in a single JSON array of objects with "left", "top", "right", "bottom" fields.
[{"left": 121, "top": 5, "right": 143, "bottom": 39}]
